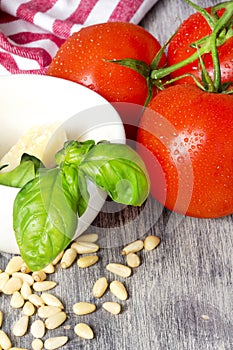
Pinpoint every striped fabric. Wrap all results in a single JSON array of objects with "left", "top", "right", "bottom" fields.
[{"left": 0, "top": 0, "right": 158, "bottom": 75}]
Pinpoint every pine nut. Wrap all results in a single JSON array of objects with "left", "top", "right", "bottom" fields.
[
  {"left": 73, "top": 302, "right": 96, "bottom": 316},
  {"left": 45, "top": 312, "right": 67, "bottom": 330},
  {"left": 0, "top": 330, "right": 12, "bottom": 349},
  {"left": 13, "top": 315, "right": 29, "bottom": 337},
  {"left": 30, "top": 320, "right": 45, "bottom": 339},
  {"left": 5, "top": 256, "right": 24, "bottom": 275},
  {"left": 22, "top": 301, "right": 35, "bottom": 316},
  {"left": 20, "top": 282, "right": 32, "bottom": 300},
  {"left": 8, "top": 347, "right": 28, "bottom": 350},
  {"left": 28, "top": 294, "right": 45, "bottom": 308},
  {"left": 12, "top": 272, "right": 34, "bottom": 286},
  {"left": 32, "top": 271, "right": 47, "bottom": 282},
  {"left": 38, "top": 306, "right": 61, "bottom": 319},
  {"left": 121, "top": 240, "right": 144, "bottom": 255},
  {"left": 10, "top": 291, "right": 25, "bottom": 309},
  {"left": 106, "top": 263, "right": 132, "bottom": 278},
  {"left": 144, "top": 235, "right": 161, "bottom": 250},
  {"left": 110, "top": 281, "right": 128, "bottom": 301},
  {"left": 76, "top": 233, "right": 98, "bottom": 243},
  {"left": 44, "top": 336, "right": 68, "bottom": 350},
  {"left": 33, "top": 281, "right": 56, "bottom": 292},
  {"left": 126, "top": 253, "right": 141, "bottom": 268},
  {"left": 60, "top": 248, "right": 77, "bottom": 269},
  {"left": 0, "top": 310, "right": 3, "bottom": 327},
  {"left": 71, "top": 241, "right": 99, "bottom": 254},
  {"left": 1, "top": 277, "right": 22, "bottom": 295},
  {"left": 77, "top": 255, "right": 99, "bottom": 268},
  {"left": 52, "top": 251, "right": 64, "bottom": 266},
  {"left": 42, "top": 264, "right": 55, "bottom": 274},
  {"left": 0, "top": 273, "right": 10, "bottom": 291},
  {"left": 102, "top": 302, "right": 121, "bottom": 315},
  {"left": 93, "top": 277, "right": 108, "bottom": 298},
  {"left": 20, "top": 263, "right": 31, "bottom": 274},
  {"left": 32, "top": 338, "right": 44, "bottom": 350},
  {"left": 40, "top": 293, "right": 64, "bottom": 309},
  {"left": 74, "top": 323, "right": 94, "bottom": 340}
]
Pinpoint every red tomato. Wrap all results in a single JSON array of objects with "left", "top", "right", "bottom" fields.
[
  {"left": 137, "top": 84, "right": 233, "bottom": 218},
  {"left": 167, "top": 8, "right": 233, "bottom": 85},
  {"left": 47, "top": 22, "right": 166, "bottom": 105}
]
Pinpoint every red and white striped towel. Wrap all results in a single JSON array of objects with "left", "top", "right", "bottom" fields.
[{"left": 0, "top": 0, "right": 159, "bottom": 75}]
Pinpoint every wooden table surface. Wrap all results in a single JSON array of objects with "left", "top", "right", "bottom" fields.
[{"left": 1, "top": 1, "right": 232, "bottom": 350}]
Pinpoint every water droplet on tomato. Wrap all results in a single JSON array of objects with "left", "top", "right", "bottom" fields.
[{"left": 177, "top": 156, "right": 184, "bottom": 163}]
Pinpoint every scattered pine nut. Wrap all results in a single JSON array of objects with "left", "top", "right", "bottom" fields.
[
  {"left": 42, "top": 264, "right": 55, "bottom": 274},
  {"left": 106, "top": 263, "right": 132, "bottom": 278},
  {"left": 32, "top": 271, "right": 47, "bottom": 282},
  {"left": 30, "top": 320, "right": 46, "bottom": 339},
  {"left": 110, "top": 281, "right": 128, "bottom": 301},
  {"left": 32, "top": 338, "right": 44, "bottom": 350},
  {"left": 77, "top": 255, "right": 99, "bottom": 268},
  {"left": 93, "top": 277, "right": 108, "bottom": 298},
  {"left": 38, "top": 306, "right": 61, "bottom": 319},
  {"left": 102, "top": 302, "right": 121, "bottom": 315},
  {"left": 13, "top": 315, "right": 29, "bottom": 337},
  {"left": 12, "top": 272, "right": 34, "bottom": 286},
  {"left": 71, "top": 241, "right": 99, "bottom": 254},
  {"left": 20, "top": 263, "right": 31, "bottom": 274},
  {"left": 52, "top": 251, "right": 64, "bottom": 266},
  {"left": 0, "top": 310, "right": 3, "bottom": 327},
  {"left": 44, "top": 336, "right": 68, "bottom": 350},
  {"left": 0, "top": 272, "right": 9, "bottom": 292},
  {"left": 126, "top": 253, "right": 141, "bottom": 268},
  {"left": 28, "top": 294, "right": 45, "bottom": 308},
  {"left": 144, "top": 235, "right": 161, "bottom": 251},
  {"left": 121, "top": 240, "right": 144, "bottom": 255},
  {"left": 33, "top": 281, "right": 56, "bottom": 292},
  {"left": 1, "top": 277, "right": 22, "bottom": 295},
  {"left": 60, "top": 248, "right": 77, "bottom": 269},
  {"left": 74, "top": 323, "right": 94, "bottom": 340},
  {"left": 22, "top": 301, "right": 36, "bottom": 316},
  {"left": 76, "top": 233, "right": 98, "bottom": 243},
  {"left": 40, "top": 293, "right": 64, "bottom": 309},
  {"left": 5, "top": 256, "right": 24, "bottom": 275},
  {"left": 0, "top": 330, "right": 12, "bottom": 349},
  {"left": 10, "top": 291, "right": 25, "bottom": 309},
  {"left": 73, "top": 302, "right": 96, "bottom": 316},
  {"left": 8, "top": 347, "right": 28, "bottom": 350},
  {"left": 45, "top": 311, "right": 67, "bottom": 330},
  {"left": 20, "top": 282, "right": 32, "bottom": 300}
]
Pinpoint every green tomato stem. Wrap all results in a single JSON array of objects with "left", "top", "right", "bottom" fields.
[{"left": 150, "top": 2, "right": 233, "bottom": 82}]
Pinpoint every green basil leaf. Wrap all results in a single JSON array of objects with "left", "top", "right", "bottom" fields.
[
  {"left": 13, "top": 167, "right": 78, "bottom": 271},
  {"left": 0, "top": 153, "right": 43, "bottom": 188},
  {"left": 55, "top": 140, "right": 95, "bottom": 167},
  {"left": 76, "top": 170, "right": 90, "bottom": 217},
  {"left": 61, "top": 164, "right": 89, "bottom": 217},
  {"left": 79, "top": 143, "right": 150, "bottom": 206}
]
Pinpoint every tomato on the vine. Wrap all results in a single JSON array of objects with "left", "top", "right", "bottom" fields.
[
  {"left": 47, "top": 22, "right": 166, "bottom": 106},
  {"left": 167, "top": 7, "right": 233, "bottom": 85},
  {"left": 137, "top": 84, "right": 233, "bottom": 218}
]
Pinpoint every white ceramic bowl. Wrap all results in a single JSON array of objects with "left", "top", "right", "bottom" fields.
[{"left": 0, "top": 74, "right": 125, "bottom": 254}]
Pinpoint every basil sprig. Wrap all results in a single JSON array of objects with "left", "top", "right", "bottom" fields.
[{"left": 0, "top": 140, "right": 150, "bottom": 271}]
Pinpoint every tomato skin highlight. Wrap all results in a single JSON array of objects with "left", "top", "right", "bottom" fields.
[
  {"left": 167, "top": 8, "right": 233, "bottom": 85},
  {"left": 47, "top": 22, "right": 166, "bottom": 106},
  {"left": 137, "top": 84, "right": 233, "bottom": 218}
]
